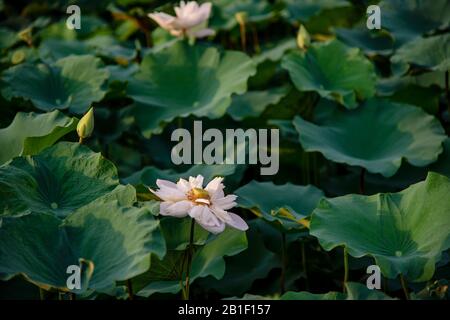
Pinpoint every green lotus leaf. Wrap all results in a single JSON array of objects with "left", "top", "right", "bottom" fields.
[
  {"left": 127, "top": 42, "right": 256, "bottom": 137},
  {"left": 2, "top": 55, "right": 109, "bottom": 114},
  {"left": 0, "top": 111, "right": 77, "bottom": 165},
  {"left": 39, "top": 39, "right": 90, "bottom": 62},
  {"left": 0, "top": 142, "right": 135, "bottom": 218},
  {"left": 0, "top": 28, "right": 18, "bottom": 50},
  {"left": 0, "top": 201, "right": 162, "bottom": 294},
  {"left": 380, "top": 0, "right": 450, "bottom": 46},
  {"left": 377, "top": 72, "right": 447, "bottom": 95},
  {"left": 136, "top": 226, "right": 247, "bottom": 296},
  {"left": 281, "top": 282, "right": 394, "bottom": 300},
  {"left": 235, "top": 180, "right": 324, "bottom": 229},
  {"left": 335, "top": 26, "right": 394, "bottom": 56},
  {"left": 212, "top": 0, "right": 275, "bottom": 30},
  {"left": 281, "top": 40, "right": 376, "bottom": 109},
  {"left": 227, "top": 86, "right": 289, "bottom": 120},
  {"left": 310, "top": 172, "right": 450, "bottom": 282},
  {"left": 123, "top": 164, "right": 238, "bottom": 187},
  {"left": 198, "top": 223, "right": 280, "bottom": 296},
  {"left": 226, "top": 293, "right": 276, "bottom": 300},
  {"left": 253, "top": 39, "right": 297, "bottom": 65},
  {"left": 293, "top": 99, "right": 446, "bottom": 177},
  {"left": 391, "top": 34, "right": 450, "bottom": 72},
  {"left": 160, "top": 217, "right": 211, "bottom": 251},
  {"left": 387, "top": 84, "right": 442, "bottom": 115},
  {"left": 39, "top": 36, "right": 136, "bottom": 63},
  {"left": 282, "top": 0, "right": 351, "bottom": 23}
]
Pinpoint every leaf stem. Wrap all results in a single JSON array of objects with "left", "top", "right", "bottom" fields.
[
  {"left": 280, "top": 232, "right": 287, "bottom": 294},
  {"left": 39, "top": 287, "right": 45, "bottom": 300},
  {"left": 343, "top": 247, "right": 349, "bottom": 292},
  {"left": 399, "top": 274, "right": 410, "bottom": 300},
  {"left": 127, "top": 279, "right": 134, "bottom": 300},
  {"left": 238, "top": 21, "right": 247, "bottom": 52},
  {"left": 250, "top": 24, "right": 260, "bottom": 54},
  {"left": 184, "top": 218, "right": 196, "bottom": 300},
  {"left": 359, "top": 167, "right": 366, "bottom": 195},
  {"left": 301, "top": 240, "right": 309, "bottom": 290},
  {"left": 303, "top": 152, "right": 310, "bottom": 185},
  {"left": 445, "top": 71, "right": 450, "bottom": 120}
]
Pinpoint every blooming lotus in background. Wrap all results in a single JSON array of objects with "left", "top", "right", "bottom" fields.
[
  {"left": 150, "top": 175, "right": 248, "bottom": 234},
  {"left": 148, "top": 1, "right": 215, "bottom": 39}
]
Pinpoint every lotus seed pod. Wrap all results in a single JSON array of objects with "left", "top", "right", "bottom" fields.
[{"left": 77, "top": 107, "right": 94, "bottom": 140}]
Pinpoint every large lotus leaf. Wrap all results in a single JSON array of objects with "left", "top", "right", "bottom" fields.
[
  {"left": 160, "top": 217, "right": 211, "bottom": 251},
  {"left": 281, "top": 40, "right": 376, "bottom": 109},
  {"left": 235, "top": 181, "right": 324, "bottom": 229},
  {"left": 293, "top": 99, "right": 446, "bottom": 177},
  {"left": 127, "top": 42, "right": 256, "bottom": 137},
  {"left": 380, "top": 0, "right": 450, "bottom": 46},
  {"left": 226, "top": 293, "right": 277, "bottom": 300},
  {"left": 198, "top": 224, "right": 280, "bottom": 296},
  {"left": 0, "top": 111, "right": 77, "bottom": 165},
  {"left": 391, "top": 34, "right": 450, "bottom": 73},
  {"left": 310, "top": 172, "right": 450, "bottom": 282},
  {"left": 335, "top": 26, "right": 394, "bottom": 56},
  {"left": 387, "top": 84, "right": 442, "bottom": 115},
  {"left": 39, "top": 39, "right": 90, "bottom": 62},
  {"left": 0, "top": 142, "right": 134, "bottom": 218},
  {"left": 282, "top": 0, "right": 351, "bottom": 23},
  {"left": 212, "top": 0, "right": 275, "bottom": 30},
  {"left": 227, "top": 86, "right": 289, "bottom": 120},
  {"left": 136, "top": 226, "right": 247, "bottom": 296},
  {"left": 281, "top": 282, "right": 394, "bottom": 300},
  {"left": 0, "top": 28, "right": 18, "bottom": 50},
  {"left": 0, "top": 201, "right": 162, "bottom": 293},
  {"left": 253, "top": 39, "right": 297, "bottom": 65},
  {"left": 40, "top": 37, "right": 136, "bottom": 63},
  {"left": 2, "top": 55, "right": 109, "bottom": 114}
]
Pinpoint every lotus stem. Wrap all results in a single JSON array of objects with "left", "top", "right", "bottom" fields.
[
  {"left": 301, "top": 241, "right": 309, "bottom": 290},
  {"left": 280, "top": 232, "right": 287, "bottom": 294},
  {"left": 343, "top": 247, "right": 349, "bottom": 292},
  {"left": 400, "top": 274, "right": 410, "bottom": 300},
  {"left": 239, "top": 24, "right": 246, "bottom": 52},
  {"left": 39, "top": 287, "right": 45, "bottom": 300},
  {"left": 250, "top": 24, "right": 261, "bottom": 54},
  {"left": 236, "top": 13, "right": 247, "bottom": 52},
  {"left": 78, "top": 136, "right": 84, "bottom": 144},
  {"left": 303, "top": 152, "right": 310, "bottom": 184},
  {"left": 359, "top": 168, "right": 366, "bottom": 194},
  {"left": 184, "top": 218, "right": 196, "bottom": 300},
  {"left": 383, "top": 276, "right": 389, "bottom": 293},
  {"left": 445, "top": 71, "right": 450, "bottom": 120},
  {"left": 312, "top": 153, "right": 319, "bottom": 186},
  {"left": 127, "top": 279, "right": 134, "bottom": 300}
]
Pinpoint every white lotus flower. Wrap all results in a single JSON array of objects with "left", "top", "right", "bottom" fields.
[
  {"left": 148, "top": 1, "right": 215, "bottom": 39},
  {"left": 150, "top": 175, "right": 248, "bottom": 234}
]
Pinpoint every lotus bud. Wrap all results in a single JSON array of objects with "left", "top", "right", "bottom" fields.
[
  {"left": 297, "top": 25, "right": 310, "bottom": 51},
  {"left": 235, "top": 11, "right": 248, "bottom": 26},
  {"left": 11, "top": 50, "right": 26, "bottom": 64},
  {"left": 77, "top": 107, "right": 94, "bottom": 143},
  {"left": 18, "top": 27, "right": 33, "bottom": 47}
]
